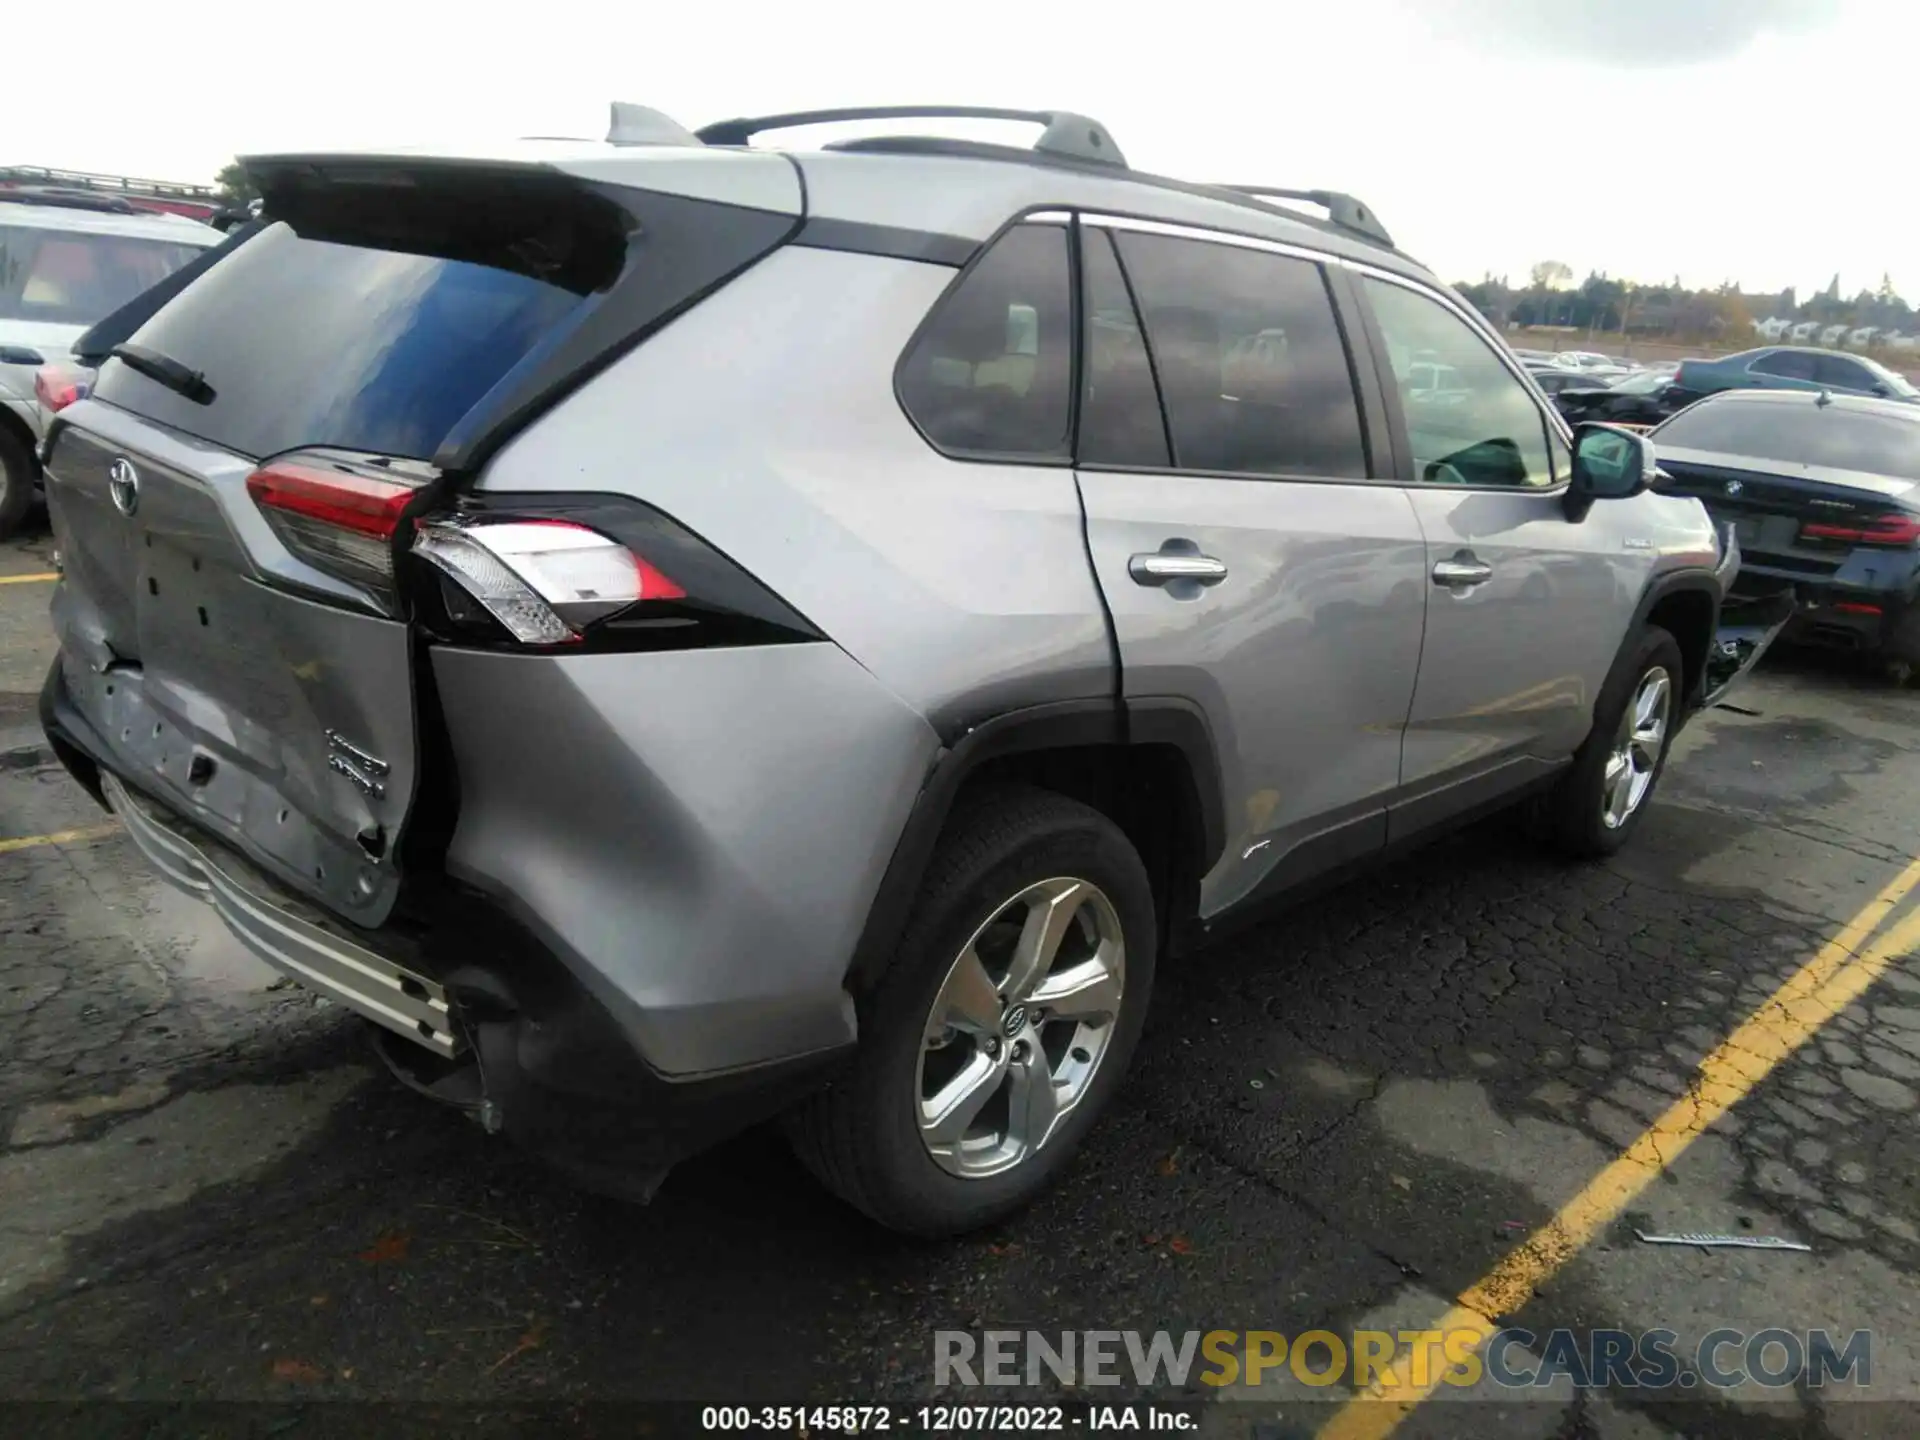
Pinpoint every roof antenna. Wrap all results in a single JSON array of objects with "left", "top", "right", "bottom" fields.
[{"left": 606, "top": 102, "right": 701, "bottom": 147}]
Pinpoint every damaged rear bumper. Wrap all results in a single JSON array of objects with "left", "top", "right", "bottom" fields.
[
  {"left": 101, "top": 769, "right": 462, "bottom": 1056},
  {"left": 42, "top": 661, "right": 845, "bottom": 1199}
]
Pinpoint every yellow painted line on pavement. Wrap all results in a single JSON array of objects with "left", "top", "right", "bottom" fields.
[
  {"left": 0, "top": 821, "right": 120, "bottom": 856},
  {"left": 1319, "top": 853, "right": 1920, "bottom": 1440},
  {"left": 0, "top": 572, "right": 59, "bottom": 585}
]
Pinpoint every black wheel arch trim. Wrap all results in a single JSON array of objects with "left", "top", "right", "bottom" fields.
[
  {"left": 1626, "top": 565, "right": 1724, "bottom": 709},
  {"left": 844, "top": 695, "right": 1225, "bottom": 995}
]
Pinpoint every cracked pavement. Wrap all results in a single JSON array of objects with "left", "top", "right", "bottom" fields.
[{"left": 4, "top": 530, "right": 1920, "bottom": 1438}]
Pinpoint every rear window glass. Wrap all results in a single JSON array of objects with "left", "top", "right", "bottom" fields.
[
  {"left": 0, "top": 226, "right": 208, "bottom": 326},
  {"left": 896, "top": 224, "right": 1074, "bottom": 460},
  {"left": 92, "top": 221, "right": 587, "bottom": 461},
  {"left": 1657, "top": 399, "right": 1920, "bottom": 481}
]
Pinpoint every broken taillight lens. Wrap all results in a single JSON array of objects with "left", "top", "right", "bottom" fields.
[
  {"left": 413, "top": 518, "right": 682, "bottom": 646},
  {"left": 406, "top": 495, "right": 820, "bottom": 653}
]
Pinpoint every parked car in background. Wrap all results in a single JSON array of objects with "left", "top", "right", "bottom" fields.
[
  {"left": 1405, "top": 358, "right": 1473, "bottom": 406},
  {"left": 1528, "top": 366, "right": 1606, "bottom": 397},
  {"left": 1550, "top": 369, "right": 1689, "bottom": 428},
  {"left": 0, "top": 165, "right": 225, "bottom": 223},
  {"left": 1670, "top": 347, "right": 1920, "bottom": 409},
  {"left": 1556, "top": 351, "right": 1625, "bottom": 371},
  {"left": 1535, "top": 361, "right": 1632, "bottom": 389},
  {"left": 0, "top": 193, "right": 217, "bottom": 535},
  {"left": 1651, "top": 389, "right": 1920, "bottom": 682}
]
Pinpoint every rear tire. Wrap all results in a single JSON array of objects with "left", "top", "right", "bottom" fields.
[
  {"left": 788, "top": 786, "right": 1155, "bottom": 1236},
  {"left": 1545, "top": 625, "right": 1684, "bottom": 859},
  {"left": 0, "top": 426, "right": 36, "bottom": 541}
]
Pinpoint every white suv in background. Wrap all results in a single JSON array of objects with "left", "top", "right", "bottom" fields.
[{"left": 0, "top": 195, "right": 217, "bottom": 535}]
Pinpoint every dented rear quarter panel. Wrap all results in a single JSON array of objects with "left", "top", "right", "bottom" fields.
[{"left": 430, "top": 641, "right": 941, "bottom": 1078}]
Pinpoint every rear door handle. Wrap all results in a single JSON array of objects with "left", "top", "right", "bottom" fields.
[
  {"left": 1129, "top": 543, "right": 1228, "bottom": 587},
  {"left": 1431, "top": 555, "right": 1494, "bottom": 588}
]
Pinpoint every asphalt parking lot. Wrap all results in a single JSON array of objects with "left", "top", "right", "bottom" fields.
[{"left": 4, "top": 523, "right": 1920, "bottom": 1440}]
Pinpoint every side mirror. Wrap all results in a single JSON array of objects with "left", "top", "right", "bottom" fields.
[
  {"left": 1872, "top": 383, "right": 1892, "bottom": 398},
  {"left": 1565, "top": 422, "right": 1657, "bottom": 521}
]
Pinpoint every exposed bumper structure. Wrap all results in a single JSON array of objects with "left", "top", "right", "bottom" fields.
[
  {"left": 1701, "top": 526, "right": 1796, "bottom": 708},
  {"left": 100, "top": 770, "right": 462, "bottom": 1057},
  {"left": 44, "top": 657, "right": 855, "bottom": 1199}
]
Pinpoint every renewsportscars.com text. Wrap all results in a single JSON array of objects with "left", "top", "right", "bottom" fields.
[{"left": 934, "top": 1328, "right": 1872, "bottom": 1391}]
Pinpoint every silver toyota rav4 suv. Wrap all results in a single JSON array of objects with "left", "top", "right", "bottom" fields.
[{"left": 38, "top": 105, "right": 1787, "bottom": 1235}]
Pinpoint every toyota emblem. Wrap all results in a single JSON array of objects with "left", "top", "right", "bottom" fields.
[
  {"left": 108, "top": 458, "right": 141, "bottom": 517},
  {"left": 1724, "top": 479, "right": 1744, "bottom": 497}
]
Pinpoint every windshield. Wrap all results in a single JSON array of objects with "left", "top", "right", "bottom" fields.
[
  {"left": 1860, "top": 355, "right": 1920, "bottom": 398},
  {"left": 1656, "top": 398, "right": 1920, "bottom": 481},
  {"left": 0, "top": 225, "right": 209, "bottom": 326}
]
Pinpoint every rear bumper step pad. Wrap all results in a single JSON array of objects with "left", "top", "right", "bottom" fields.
[{"left": 100, "top": 771, "right": 461, "bottom": 1057}]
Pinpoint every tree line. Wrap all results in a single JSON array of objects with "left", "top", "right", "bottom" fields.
[{"left": 1454, "top": 263, "right": 1913, "bottom": 344}]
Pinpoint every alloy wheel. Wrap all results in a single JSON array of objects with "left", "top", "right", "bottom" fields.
[
  {"left": 916, "top": 876, "right": 1126, "bottom": 1179},
  {"left": 1601, "top": 665, "right": 1672, "bottom": 829}
]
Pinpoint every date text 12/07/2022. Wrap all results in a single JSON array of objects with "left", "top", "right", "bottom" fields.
[{"left": 699, "top": 1404, "right": 1200, "bottom": 1432}]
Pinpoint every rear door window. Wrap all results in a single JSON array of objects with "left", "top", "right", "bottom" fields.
[
  {"left": 92, "top": 220, "right": 585, "bottom": 461},
  {"left": 897, "top": 223, "right": 1074, "bottom": 460},
  {"left": 1112, "top": 232, "right": 1366, "bottom": 478}
]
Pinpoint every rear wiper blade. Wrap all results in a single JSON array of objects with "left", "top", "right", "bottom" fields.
[{"left": 109, "top": 343, "right": 215, "bottom": 405}]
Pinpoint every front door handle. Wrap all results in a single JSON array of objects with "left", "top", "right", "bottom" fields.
[
  {"left": 1431, "top": 553, "right": 1494, "bottom": 588},
  {"left": 1129, "top": 541, "right": 1228, "bottom": 588}
]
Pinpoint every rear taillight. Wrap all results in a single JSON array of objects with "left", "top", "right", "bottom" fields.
[
  {"left": 245, "top": 450, "right": 430, "bottom": 602},
  {"left": 34, "top": 363, "right": 91, "bottom": 413},
  {"left": 414, "top": 518, "right": 684, "bottom": 646},
  {"left": 406, "top": 495, "right": 821, "bottom": 654},
  {"left": 1798, "top": 513, "right": 1920, "bottom": 548}
]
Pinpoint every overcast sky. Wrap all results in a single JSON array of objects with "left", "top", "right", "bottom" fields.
[{"left": 9, "top": 0, "right": 1905, "bottom": 300}]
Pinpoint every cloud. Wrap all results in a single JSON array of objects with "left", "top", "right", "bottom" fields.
[{"left": 1414, "top": 0, "right": 1848, "bottom": 66}]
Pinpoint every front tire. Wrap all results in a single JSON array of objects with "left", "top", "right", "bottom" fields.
[
  {"left": 1546, "top": 625, "right": 1684, "bottom": 859},
  {"left": 788, "top": 787, "right": 1156, "bottom": 1236}
]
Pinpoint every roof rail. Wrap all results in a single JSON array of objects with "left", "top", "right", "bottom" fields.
[
  {"left": 1211, "top": 185, "right": 1394, "bottom": 249},
  {"left": 0, "top": 164, "right": 222, "bottom": 203},
  {"left": 0, "top": 187, "right": 140, "bottom": 216},
  {"left": 694, "top": 106, "right": 1125, "bottom": 168}
]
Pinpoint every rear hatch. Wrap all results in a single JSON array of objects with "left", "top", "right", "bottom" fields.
[{"left": 41, "top": 152, "right": 799, "bottom": 927}]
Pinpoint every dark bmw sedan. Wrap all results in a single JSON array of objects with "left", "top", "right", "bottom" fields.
[{"left": 1650, "top": 389, "right": 1920, "bottom": 682}]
